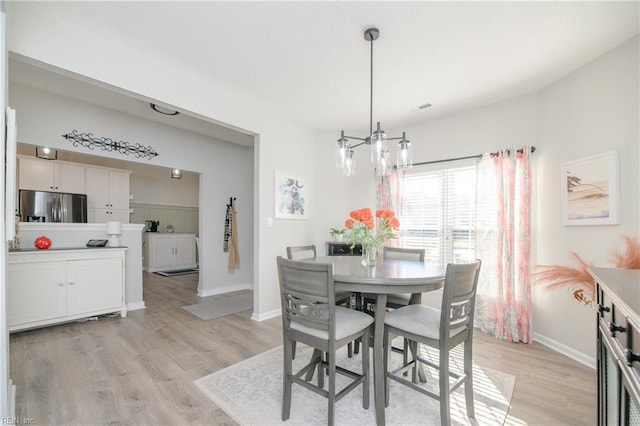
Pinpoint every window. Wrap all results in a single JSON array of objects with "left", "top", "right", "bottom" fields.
[{"left": 399, "top": 162, "right": 477, "bottom": 266}]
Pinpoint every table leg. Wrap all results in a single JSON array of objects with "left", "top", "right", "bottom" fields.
[{"left": 374, "top": 293, "right": 387, "bottom": 426}]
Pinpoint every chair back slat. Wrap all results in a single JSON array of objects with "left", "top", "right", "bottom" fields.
[
  {"left": 286, "top": 245, "right": 317, "bottom": 260},
  {"left": 383, "top": 247, "right": 425, "bottom": 262},
  {"left": 441, "top": 261, "right": 481, "bottom": 337},
  {"left": 276, "top": 256, "right": 335, "bottom": 334}
]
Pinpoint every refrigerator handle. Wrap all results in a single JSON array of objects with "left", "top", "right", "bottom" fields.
[{"left": 55, "top": 196, "right": 61, "bottom": 222}]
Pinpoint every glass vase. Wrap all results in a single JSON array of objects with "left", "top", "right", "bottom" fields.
[{"left": 361, "top": 243, "right": 377, "bottom": 266}]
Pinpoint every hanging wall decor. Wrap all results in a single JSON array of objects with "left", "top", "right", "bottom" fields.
[
  {"left": 560, "top": 151, "right": 619, "bottom": 225},
  {"left": 62, "top": 130, "right": 159, "bottom": 159},
  {"left": 274, "top": 170, "right": 308, "bottom": 220},
  {"left": 223, "top": 197, "right": 236, "bottom": 253}
]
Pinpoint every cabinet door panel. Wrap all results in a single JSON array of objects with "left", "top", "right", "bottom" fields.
[
  {"left": 7, "top": 262, "right": 66, "bottom": 326},
  {"left": 66, "top": 258, "right": 123, "bottom": 316},
  {"left": 151, "top": 235, "right": 176, "bottom": 270},
  {"left": 56, "top": 163, "right": 86, "bottom": 194},
  {"left": 85, "top": 167, "right": 110, "bottom": 209},
  {"left": 18, "top": 158, "right": 55, "bottom": 191},
  {"left": 88, "top": 208, "right": 110, "bottom": 224},
  {"left": 109, "top": 209, "right": 130, "bottom": 224},
  {"left": 108, "top": 170, "right": 130, "bottom": 209},
  {"left": 174, "top": 235, "right": 196, "bottom": 268}
]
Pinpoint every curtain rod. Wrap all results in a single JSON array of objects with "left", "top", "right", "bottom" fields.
[{"left": 411, "top": 146, "right": 536, "bottom": 167}]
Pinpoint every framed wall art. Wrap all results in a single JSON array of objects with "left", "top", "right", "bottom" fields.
[
  {"left": 274, "top": 171, "right": 309, "bottom": 220},
  {"left": 561, "top": 151, "right": 619, "bottom": 225}
]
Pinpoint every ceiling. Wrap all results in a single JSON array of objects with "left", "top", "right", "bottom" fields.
[{"left": 7, "top": 1, "right": 640, "bottom": 145}]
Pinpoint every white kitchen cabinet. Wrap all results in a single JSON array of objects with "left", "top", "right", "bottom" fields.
[
  {"left": 144, "top": 233, "right": 196, "bottom": 272},
  {"left": 85, "top": 166, "right": 131, "bottom": 223},
  {"left": 7, "top": 248, "right": 127, "bottom": 332},
  {"left": 18, "top": 156, "right": 86, "bottom": 193}
]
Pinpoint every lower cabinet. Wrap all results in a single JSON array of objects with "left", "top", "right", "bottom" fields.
[
  {"left": 326, "top": 242, "right": 363, "bottom": 256},
  {"left": 8, "top": 248, "right": 127, "bottom": 332},
  {"left": 88, "top": 208, "right": 130, "bottom": 224},
  {"left": 590, "top": 267, "right": 640, "bottom": 425},
  {"left": 144, "top": 233, "right": 197, "bottom": 272}
]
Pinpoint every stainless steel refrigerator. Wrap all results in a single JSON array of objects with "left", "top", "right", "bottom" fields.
[{"left": 19, "top": 190, "right": 88, "bottom": 223}]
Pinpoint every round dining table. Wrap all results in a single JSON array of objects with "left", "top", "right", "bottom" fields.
[{"left": 308, "top": 256, "right": 446, "bottom": 426}]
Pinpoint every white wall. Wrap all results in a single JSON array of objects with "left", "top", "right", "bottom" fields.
[
  {"left": 535, "top": 35, "right": 639, "bottom": 364},
  {"left": 9, "top": 83, "right": 255, "bottom": 302}
]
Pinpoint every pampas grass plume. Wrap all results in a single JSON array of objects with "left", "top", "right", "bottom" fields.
[
  {"left": 612, "top": 235, "right": 640, "bottom": 269},
  {"left": 533, "top": 252, "right": 595, "bottom": 303}
]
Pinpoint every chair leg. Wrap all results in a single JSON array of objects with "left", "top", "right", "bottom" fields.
[
  {"left": 354, "top": 337, "right": 360, "bottom": 354},
  {"left": 317, "top": 352, "right": 325, "bottom": 389},
  {"left": 362, "top": 327, "right": 370, "bottom": 409},
  {"left": 383, "top": 330, "right": 391, "bottom": 408},
  {"left": 439, "top": 347, "right": 451, "bottom": 426},
  {"left": 328, "top": 350, "right": 336, "bottom": 426},
  {"left": 282, "top": 337, "right": 293, "bottom": 421},
  {"left": 291, "top": 340, "right": 296, "bottom": 360},
  {"left": 464, "top": 338, "right": 475, "bottom": 419},
  {"left": 402, "top": 338, "right": 409, "bottom": 376},
  {"left": 348, "top": 341, "right": 353, "bottom": 358}
]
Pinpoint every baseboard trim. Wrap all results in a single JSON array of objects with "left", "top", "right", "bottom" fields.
[
  {"left": 533, "top": 332, "right": 596, "bottom": 369},
  {"left": 199, "top": 283, "right": 253, "bottom": 298},
  {"left": 251, "top": 309, "right": 281, "bottom": 322},
  {"left": 126, "top": 301, "right": 146, "bottom": 311}
]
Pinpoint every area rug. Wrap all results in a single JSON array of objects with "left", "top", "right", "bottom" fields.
[
  {"left": 182, "top": 290, "right": 253, "bottom": 320},
  {"left": 194, "top": 342, "right": 515, "bottom": 425},
  {"left": 153, "top": 268, "right": 199, "bottom": 277}
]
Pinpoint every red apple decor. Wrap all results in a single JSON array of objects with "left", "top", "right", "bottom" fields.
[{"left": 34, "top": 235, "right": 52, "bottom": 250}]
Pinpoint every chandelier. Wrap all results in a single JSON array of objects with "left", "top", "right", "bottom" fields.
[{"left": 335, "top": 27, "right": 413, "bottom": 177}]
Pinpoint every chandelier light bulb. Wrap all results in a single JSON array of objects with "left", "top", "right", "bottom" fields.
[
  {"left": 397, "top": 133, "right": 413, "bottom": 170},
  {"left": 343, "top": 149, "right": 356, "bottom": 176},
  {"left": 335, "top": 133, "right": 350, "bottom": 169}
]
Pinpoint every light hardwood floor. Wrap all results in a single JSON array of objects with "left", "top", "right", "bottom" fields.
[{"left": 10, "top": 272, "right": 596, "bottom": 425}]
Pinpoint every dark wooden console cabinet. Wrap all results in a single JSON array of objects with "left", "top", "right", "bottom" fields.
[
  {"left": 326, "top": 242, "right": 362, "bottom": 256},
  {"left": 590, "top": 267, "right": 640, "bottom": 425}
]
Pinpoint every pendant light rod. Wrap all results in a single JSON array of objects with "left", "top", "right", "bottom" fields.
[
  {"left": 334, "top": 26, "right": 413, "bottom": 176},
  {"left": 369, "top": 29, "right": 374, "bottom": 137}
]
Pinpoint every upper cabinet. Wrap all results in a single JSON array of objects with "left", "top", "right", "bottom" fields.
[
  {"left": 85, "top": 166, "right": 131, "bottom": 223},
  {"left": 18, "top": 156, "right": 86, "bottom": 194}
]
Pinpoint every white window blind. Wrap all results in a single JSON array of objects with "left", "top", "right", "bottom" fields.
[{"left": 399, "top": 163, "right": 477, "bottom": 266}]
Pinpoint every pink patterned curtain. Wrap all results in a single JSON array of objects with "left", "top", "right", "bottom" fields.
[
  {"left": 376, "top": 169, "right": 401, "bottom": 247},
  {"left": 474, "top": 147, "right": 532, "bottom": 343}
]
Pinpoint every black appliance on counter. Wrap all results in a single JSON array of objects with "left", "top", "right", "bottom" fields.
[
  {"left": 19, "top": 190, "right": 87, "bottom": 223},
  {"left": 145, "top": 220, "right": 159, "bottom": 232}
]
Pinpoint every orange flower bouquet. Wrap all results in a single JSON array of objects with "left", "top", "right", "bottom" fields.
[{"left": 343, "top": 208, "right": 400, "bottom": 265}]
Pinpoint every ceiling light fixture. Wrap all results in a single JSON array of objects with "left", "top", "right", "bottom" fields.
[
  {"left": 150, "top": 103, "right": 180, "bottom": 116},
  {"left": 35, "top": 146, "right": 57, "bottom": 160},
  {"left": 171, "top": 169, "right": 182, "bottom": 179},
  {"left": 335, "top": 27, "right": 412, "bottom": 177}
]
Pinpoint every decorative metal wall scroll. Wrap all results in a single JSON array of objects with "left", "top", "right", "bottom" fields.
[{"left": 62, "top": 130, "right": 159, "bottom": 159}]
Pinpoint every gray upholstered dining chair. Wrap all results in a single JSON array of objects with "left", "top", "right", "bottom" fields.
[
  {"left": 286, "top": 245, "right": 317, "bottom": 261},
  {"left": 276, "top": 256, "right": 374, "bottom": 425},
  {"left": 383, "top": 260, "right": 481, "bottom": 426},
  {"left": 365, "top": 247, "right": 426, "bottom": 309},
  {"left": 286, "top": 245, "right": 355, "bottom": 357},
  {"left": 358, "top": 247, "right": 426, "bottom": 360}
]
